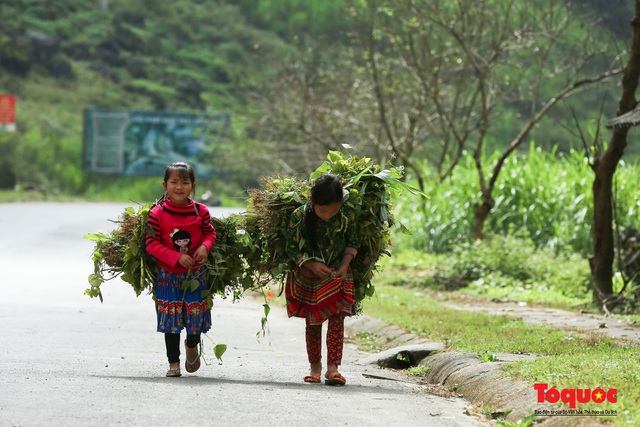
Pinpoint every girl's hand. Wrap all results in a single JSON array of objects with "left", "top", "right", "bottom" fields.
[
  {"left": 303, "top": 260, "right": 332, "bottom": 279},
  {"left": 335, "top": 253, "right": 353, "bottom": 280},
  {"left": 193, "top": 245, "right": 209, "bottom": 264},
  {"left": 335, "top": 266, "right": 348, "bottom": 279},
  {"left": 178, "top": 254, "right": 195, "bottom": 268}
]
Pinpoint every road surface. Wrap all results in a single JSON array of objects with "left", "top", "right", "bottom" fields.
[{"left": 0, "top": 202, "right": 486, "bottom": 427}]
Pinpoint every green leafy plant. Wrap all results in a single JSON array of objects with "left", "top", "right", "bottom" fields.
[
  {"left": 405, "top": 365, "right": 430, "bottom": 377},
  {"left": 396, "top": 145, "right": 640, "bottom": 256},
  {"left": 416, "top": 232, "right": 593, "bottom": 309},
  {"left": 242, "top": 150, "right": 422, "bottom": 311},
  {"left": 85, "top": 204, "right": 156, "bottom": 301},
  {"left": 84, "top": 203, "right": 256, "bottom": 305},
  {"left": 242, "top": 175, "right": 310, "bottom": 287},
  {"left": 477, "top": 350, "right": 498, "bottom": 363},
  {"left": 202, "top": 334, "right": 227, "bottom": 365}
]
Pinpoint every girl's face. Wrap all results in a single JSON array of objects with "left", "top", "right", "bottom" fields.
[
  {"left": 163, "top": 171, "right": 194, "bottom": 205},
  {"left": 313, "top": 201, "right": 341, "bottom": 222}
]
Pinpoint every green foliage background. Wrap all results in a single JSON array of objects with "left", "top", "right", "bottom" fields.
[
  {"left": 395, "top": 144, "right": 640, "bottom": 256},
  {"left": 0, "top": 0, "right": 635, "bottom": 201}
]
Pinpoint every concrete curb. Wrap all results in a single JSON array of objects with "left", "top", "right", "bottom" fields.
[{"left": 346, "top": 314, "right": 605, "bottom": 427}]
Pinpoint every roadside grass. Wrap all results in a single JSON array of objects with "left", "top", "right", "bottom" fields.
[
  {"left": 362, "top": 281, "right": 640, "bottom": 426},
  {"left": 0, "top": 189, "right": 81, "bottom": 202},
  {"left": 383, "top": 245, "right": 640, "bottom": 324},
  {"left": 354, "top": 331, "right": 384, "bottom": 353},
  {"left": 0, "top": 189, "right": 245, "bottom": 207}
]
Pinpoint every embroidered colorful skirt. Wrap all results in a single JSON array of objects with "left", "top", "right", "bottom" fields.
[
  {"left": 285, "top": 267, "right": 355, "bottom": 325},
  {"left": 155, "top": 266, "right": 211, "bottom": 335}
]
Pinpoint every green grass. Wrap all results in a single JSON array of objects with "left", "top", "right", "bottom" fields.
[
  {"left": 405, "top": 365, "right": 430, "bottom": 377},
  {"left": 354, "top": 331, "right": 384, "bottom": 353},
  {"left": 0, "top": 176, "right": 248, "bottom": 207},
  {"left": 381, "top": 242, "right": 640, "bottom": 324},
  {"left": 383, "top": 236, "right": 610, "bottom": 311},
  {"left": 0, "top": 189, "right": 82, "bottom": 202},
  {"left": 362, "top": 282, "right": 640, "bottom": 426}
]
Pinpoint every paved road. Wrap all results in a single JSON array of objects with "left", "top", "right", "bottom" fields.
[{"left": 0, "top": 202, "right": 486, "bottom": 427}]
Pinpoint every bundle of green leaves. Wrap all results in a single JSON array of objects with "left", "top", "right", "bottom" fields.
[
  {"left": 243, "top": 175, "right": 311, "bottom": 284},
  {"left": 243, "top": 150, "right": 417, "bottom": 312},
  {"left": 85, "top": 204, "right": 156, "bottom": 302},
  {"left": 84, "top": 203, "right": 252, "bottom": 306}
]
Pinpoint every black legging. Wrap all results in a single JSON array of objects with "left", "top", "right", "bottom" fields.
[{"left": 165, "top": 333, "right": 201, "bottom": 363}]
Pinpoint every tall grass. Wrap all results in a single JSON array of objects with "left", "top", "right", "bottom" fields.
[{"left": 395, "top": 143, "right": 640, "bottom": 256}]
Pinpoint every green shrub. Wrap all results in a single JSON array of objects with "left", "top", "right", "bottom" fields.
[{"left": 419, "top": 232, "right": 592, "bottom": 307}]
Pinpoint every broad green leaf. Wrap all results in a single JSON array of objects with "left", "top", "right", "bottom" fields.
[
  {"left": 263, "top": 303, "right": 271, "bottom": 318},
  {"left": 129, "top": 240, "right": 139, "bottom": 256},
  {"left": 213, "top": 343, "right": 227, "bottom": 361},
  {"left": 84, "top": 288, "right": 99, "bottom": 298},
  {"left": 398, "top": 222, "right": 412, "bottom": 235},
  {"left": 88, "top": 273, "right": 104, "bottom": 287},
  {"left": 83, "top": 232, "right": 110, "bottom": 242},
  {"left": 310, "top": 161, "right": 331, "bottom": 179},
  {"left": 348, "top": 165, "right": 371, "bottom": 186},
  {"left": 189, "top": 279, "right": 200, "bottom": 292},
  {"left": 366, "top": 285, "right": 376, "bottom": 297},
  {"left": 327, "top": 150, "right": 344, "bottom": 163}
]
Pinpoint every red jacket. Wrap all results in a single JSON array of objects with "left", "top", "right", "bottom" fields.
[{"left": 145, "top": 198, "right": 216, "bottom": 273}]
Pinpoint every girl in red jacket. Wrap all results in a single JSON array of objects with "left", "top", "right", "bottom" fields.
[{"left": 145, "top": 161, "right": 216, "bottom": 377}]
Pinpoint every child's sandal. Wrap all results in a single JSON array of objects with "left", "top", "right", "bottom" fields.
[
  {"left": 166, "top": 367, "right": 182, "bottom": 377},
  {"left": 324, "top": 371, "right": 346, "bottom": 386},
  {"left": 303, "top": 374, "right": 321, "bottom": 383},
  {"left": 184, "top": 340, "right": 202, "bottom": 373}
]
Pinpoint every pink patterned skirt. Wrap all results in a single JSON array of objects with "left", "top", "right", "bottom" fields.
[{"left": 285, "top": 267, "right": 355, "bottom": 325}]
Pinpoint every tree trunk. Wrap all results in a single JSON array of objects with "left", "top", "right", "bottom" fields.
[
  {"left": 591, "top": 0, "right": 640, "bottom": 307},
  {"left": 473, "top": 195, "right": 494, "bottom": 240},
  {"left": 592, "top": 140, "right": 626, "bottom": 304}
]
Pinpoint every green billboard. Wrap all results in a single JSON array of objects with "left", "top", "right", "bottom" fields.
[{"left": 83, "top": 109, "right": 229, "bottom": 177}]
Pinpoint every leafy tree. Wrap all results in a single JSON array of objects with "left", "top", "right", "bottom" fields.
[{"left": 353, "top": 0, "right": 622, "bottom": 239}]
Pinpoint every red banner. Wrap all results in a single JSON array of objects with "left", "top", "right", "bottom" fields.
[{"left": 0, "top": 95, "right": 16, "bottom": 132}]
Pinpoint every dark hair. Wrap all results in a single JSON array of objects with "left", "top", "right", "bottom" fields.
[
  {"left": 305, "top": 174, "right": 343, "bottom": 250},
  {"left": 163, "top": 161, "right": 195, "bottom": 183},
  {"left": 158, "top": 161, "right": 196, "bottom": 204}
]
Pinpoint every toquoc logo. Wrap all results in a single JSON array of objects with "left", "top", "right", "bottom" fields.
[{"left": 534, "top": 383, "right": 618, "bottom": 409}]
